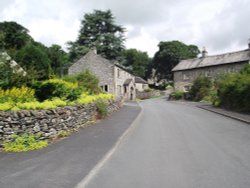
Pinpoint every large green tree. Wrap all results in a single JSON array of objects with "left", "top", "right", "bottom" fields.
[
  {"left": 15, "top": 44, "right": 51, "bottom": 80},
  {"left": 68, "top": 10, "right": 125, "bottom": 61},
  {"left": 152, "top": 41, "right": 200, "bottom": 81},
  {"left": 47, "top": 44, "right": 69, "bottom": 76},
  {"left": 121, "top": 49, "right": 151, "bottom": 78},
  {"left": 0, "top": 21, "right": 32, "bottom": 51}
]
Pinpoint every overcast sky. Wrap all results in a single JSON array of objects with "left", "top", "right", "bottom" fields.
[{"left": 0, "top": 0, "right": 249, "bottom": 57}]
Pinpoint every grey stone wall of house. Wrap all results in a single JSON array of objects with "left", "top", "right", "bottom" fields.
[
  {"left": 68, "top": 50, "right": 115, "bottom": 95},
  {"left": 113, "top": 66, "right": 136, "bottom": 101},
  {"left": 0, "top": 100, "right": 122, "bottom": 142},
  {"left": 174, "top": 62, "right": 248, "bottom": 91}
]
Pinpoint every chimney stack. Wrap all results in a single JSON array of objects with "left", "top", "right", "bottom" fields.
[
  {"left": 202, "top": 47, "right": 208, "bottom": 58},
  {"left": 248, "top": 39, "right": 250, "bottom": 50}
]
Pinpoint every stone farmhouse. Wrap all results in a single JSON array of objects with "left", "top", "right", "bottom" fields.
[
  {"left": 135, "top": 77, "right": 149, "bottom": 92},
  {"left": 172, "top": 41, "right": 250, "bottom": 92},
  {"left": 68, "top": 49, "right": 136, "bottom": 101}
]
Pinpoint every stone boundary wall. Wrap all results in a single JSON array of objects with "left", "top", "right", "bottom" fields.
[
  {"left": 136, "top": 90, "right": 162, "bottom": 99},
  {"left": 0, "top": 100, "right": 123, "bottom": 142}
]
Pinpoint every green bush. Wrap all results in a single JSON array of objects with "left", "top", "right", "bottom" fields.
[
  {"left": 96, "top": 100, "right": 108, "bottom": 117},
  {"left": 144, "top": 88, "right": 153, "bottom": 92},
  {"left": 171, "top": 90, "right": 185, "bottom": 100},
  {"left": 189, "top": 76, "right": 212, "bottom": 101},
  {"left": 63, "top": 70, "right": 101, "bottom": 94},
  {"left": 3, "top": 133, "right": 48, "bottom": 152},
  {"left": 33, "top": 79, "right": 82, "bottom": 101},
  {"left": 216, "top": 68, "right": 250, "bottom": 112}
]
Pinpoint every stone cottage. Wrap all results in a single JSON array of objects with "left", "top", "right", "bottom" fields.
[
  {"left": 172, "top": 42, "right": 250, "bottom": 92},
  {"left": 135, "top": 77, "right": 149, "bottom": 92},
  {"left": 68, "top": 49, "right": 136, "bottom": 100}
]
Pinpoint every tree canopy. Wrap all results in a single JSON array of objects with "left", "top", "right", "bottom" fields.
[
  {"left": 47, "top": 44, "right": 69, "bottom": 75},
  {"left": 0, "top": 21, "right": 33, "bottom": 50},
  {"left": 68, "top": 10, "right": 125, "bottom": 61},
  {"left": 121, "top": 49, "right": 151, "bottom": 79},
  {"left": 152, "top": 41, "right": 200, "bottom": 81},
  {"left": 15, "top": 44, "right": 51, "bottom": 80}
]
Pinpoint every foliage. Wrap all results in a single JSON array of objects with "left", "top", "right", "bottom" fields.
[
  {"left": 152, "top": 41, "right": 200, "bottom": 81},
  {"left": 3, "top": 133, "right": 48, "bottom": 152},
  {"left": 16, "top": 98, "right": 67, "bottom": 110},
  {"left": 15, "top": 44, "right": 51, "bottom": 80},
  {"left": 57, "top": 130, "right": 72, "bottom": 138},
  {"left": 0, "top": 102, "right": 14, "bottom": 111},
  {"left": 216, "top": 66, "right": 250, "bottom": 112},
  {"left": 63, "top": 70, "right": 101, "bottom": 94},
  {"left": 171, "top": 90, "right": 185, "bottom": 100},
  {"left": 76, "top": 92, "right": 113, "bottom": 105},
  {"left": 144, "top": 88, "right": 153, "bottom": 92},
  {"left": 0, "top": 86, "right": 35, "bottom": 103},
  {"left": 189, "top": 76, "right": 212, "bottom": 101},
  {"left": 96, "top": 99, "right": 108, "bottom": 117},
  {"left": 121, "top": 49, "right": 152, "bottom": 78},
  {"left": 68, "top": 10, "right": 125, "bottom": 61},
  {"left": 34, "top": 79, "right": 81, "bottom": 101},
  {"left": 47, "top": 44, "right": 69, "bottom": 76},
  {"left": 0, "top": 21, "right": 33, "bottom": 50}
]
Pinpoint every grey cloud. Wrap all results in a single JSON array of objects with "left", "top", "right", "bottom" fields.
[
  {"left": 0, "top": 0, "right": 249, "bottom": 55},
  {"left": 199, "top": 0, "right": 250, "bottom": 52}
]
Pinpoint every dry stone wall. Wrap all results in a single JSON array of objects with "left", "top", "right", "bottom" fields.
[
  {"left": 136, "top": 90, "right": 162, "bottom": 99},
  {"left": 0, "top": 100, "right": 122, "bottom": 142}
]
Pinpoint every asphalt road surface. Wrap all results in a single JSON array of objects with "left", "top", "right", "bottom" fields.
[
  {"left": 84, "top": 98, "right": 250, "bottom": 188},
  {"left": 0, "top": 104, "right": 141, "bottom": 188}
]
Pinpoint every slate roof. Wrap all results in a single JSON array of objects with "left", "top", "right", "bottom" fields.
[
  {"left": 172, "top": 49, "right": 250, "bottom": 72},
  {"left": 123, "top": 79, "right": 133, "bottom": 86},
  {"left": 135, "top": 77, "right": 148, "bottom": 84}
]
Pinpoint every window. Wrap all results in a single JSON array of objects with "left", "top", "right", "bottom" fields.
[
  {"left": 101, "top": 85, "right": 109, "bottom": 92},
  {"left": 124, "top": 86, "right": 127, "bottom": 93},
  {"left": 104, "top": 85, "right": 108, "bottom": 92},
  {"left": 205, "top": 69, "right": 213, "bottom": 77},
  {"left": 117, "top": 85, "right": 122, "bottom": 95},
  {"left": 183, "top": 73, "right": 189, "bottom": 80},
  {"left": 117, "top": 69, "right": 120, "bottom": 78}
]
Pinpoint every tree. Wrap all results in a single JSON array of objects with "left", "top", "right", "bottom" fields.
[
  {"left": 0, "top": 21, "right": 32, "bottom": 50},
  {"left": 152, "top": 41, "right": 200, "bottom": 81},
  {"left": 121, "top": 49, "right": 151, "bottom": 78},
  {"left": 15, "top": 44, "right": 51, "bottom": 80},
  {"left": 68, "top": 10, "right": 125, "bottom": 61},
  {"left": 47, "top": 44, "right": 69, "bottom": 76}
]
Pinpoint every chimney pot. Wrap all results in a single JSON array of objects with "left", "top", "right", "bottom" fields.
[{"left": 202, "top": 47, "right": 208, "bottom": 58}]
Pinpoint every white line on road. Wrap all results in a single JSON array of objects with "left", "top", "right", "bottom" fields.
[{"left": 75, "top": 102, "right": 143, "bottom": 188}]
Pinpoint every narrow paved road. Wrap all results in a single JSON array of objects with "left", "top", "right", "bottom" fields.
[
  {"left": 0, "top": 104, "right": 141, "bottom": 188},
  {"left": 84, "top": 98, "right": 250, "bottom": 188}
]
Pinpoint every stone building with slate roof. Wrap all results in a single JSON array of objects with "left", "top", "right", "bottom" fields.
[
  {"left": 172, "top": 41, "right": 250, "bottom": 92},
  {"left": 68, "top": 49, "right": 136, "bottom": 101},
  {"left": 135, "top": 76, "right": 149, "bottom": 92}
]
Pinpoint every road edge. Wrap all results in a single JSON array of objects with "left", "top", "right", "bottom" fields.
[
  {"left": 197, "top": 105, "right": 250, "bottom": 124},
  {"left": 75, "top": 102, "right": 144, "bottom": 188}
]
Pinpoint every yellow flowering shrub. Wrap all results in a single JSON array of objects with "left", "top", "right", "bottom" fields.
[
  {"left": 0, "top": 102, "right": 14, "bottom": 111},
  {"left": 0, "top": 86, "right": 35, "bottom": 103},
  {"left": 42, "top": 79, "right": 78, "bottom": 89},
  {"left": 16, "top": 98, "right": 67, "bottom": 110},
  {"left": 0, "top": 90, "right": 113, "bottom": 111},
  {"left": 76, "top": 92, "right": 113, "bottom": 105}
]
